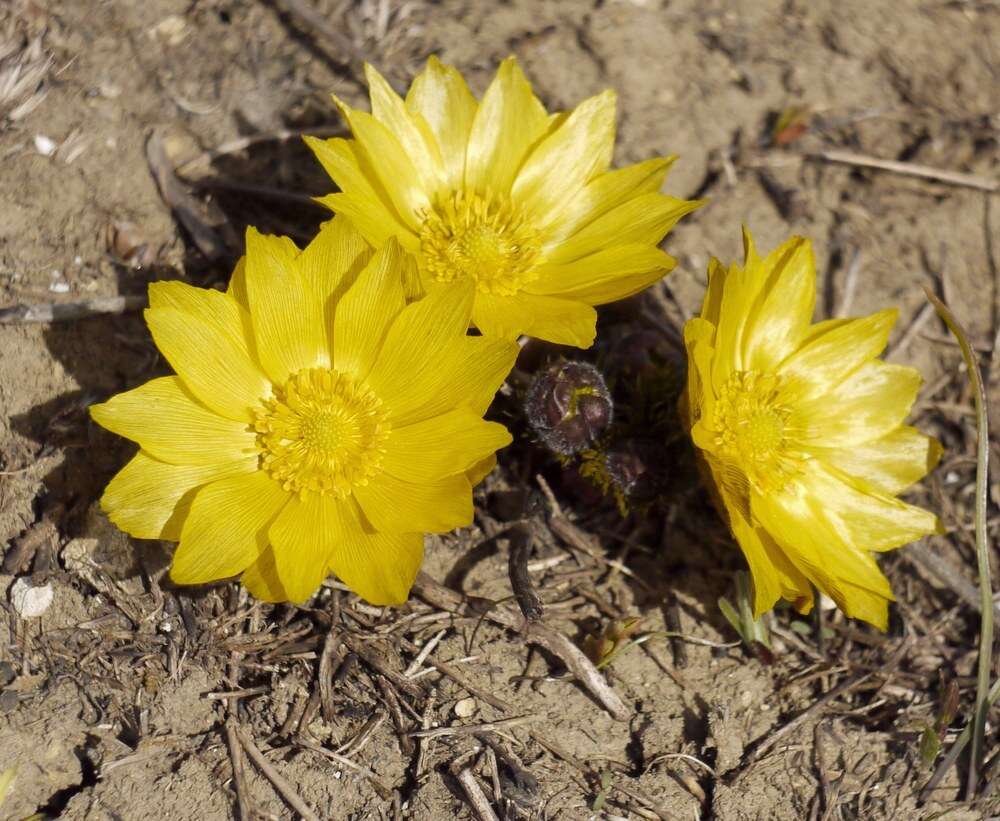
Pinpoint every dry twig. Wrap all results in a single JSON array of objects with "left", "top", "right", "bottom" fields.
[
  {"left": 454, "top": 766, "right": 500, "bottom": 821},
  {"left": 811, "top": 149, "right": 999, "bottom": 193},
  {"left": 412, "top": 573, "right": 630, "bottom": 721},
  {"left": 0, "top": 295, "right": 146, "bottom": 324},
  {"left": 235, "top": 726, "right": 320, "bottom": 821}
]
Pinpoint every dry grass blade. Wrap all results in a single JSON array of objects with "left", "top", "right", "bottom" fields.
[
  {"left": 925, "top": 288, "right": 994, "bottom": 798},
  {"left": 812, "top": 149, "right": 999, "bottom": 193},
  {"left": 0, "top": 32, "right": 50, "bottom": 123}
]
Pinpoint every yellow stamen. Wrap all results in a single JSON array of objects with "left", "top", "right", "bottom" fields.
[
  {"left": 712, "top": 370, "right": 802, "bottom": 492},
  {"left": 254, "top": 368, "right": 390, "bottom": 498},
  {"left": 418, "top": 191, "right": 542, "bottom": 297}
]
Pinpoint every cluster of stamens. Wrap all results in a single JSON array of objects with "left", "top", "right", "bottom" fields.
[
  {"left": 254, "top": 368, "right": 390, "bottom": 497},
  {"left": 418, "top": 190, "right": 542, "bottom": 296},
  {"left": 712, "top": 370, "right": 801, "bottom": 491}
]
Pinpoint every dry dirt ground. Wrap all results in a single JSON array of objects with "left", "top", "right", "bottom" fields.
[{"left": 1, "top": 0, "right": 1000, "bottom": 819}]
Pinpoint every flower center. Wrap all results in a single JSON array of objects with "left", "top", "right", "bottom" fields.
[
  {"left": 712, "top": 370, "right": 800, "bottom": 491},
  {"left": 254, "top": 368, "right": 390, "bottom": 498},
  {"left": 418, "top": 191, "right": 542, "bottom": 296}
]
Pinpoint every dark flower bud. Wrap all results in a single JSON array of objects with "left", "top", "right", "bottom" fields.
[
  {"left": 604, "top": 441, "right": 651, "bottom": 500},
  {"left": 525, "top": 361, "right": 612, "bottom": 455}
]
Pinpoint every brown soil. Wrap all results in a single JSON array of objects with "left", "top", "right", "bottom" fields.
[{"left": 1, "top": 0, "right": 999, "bottom": 819}]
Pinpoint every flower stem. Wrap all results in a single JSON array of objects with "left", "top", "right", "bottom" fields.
[{"left": 925, "top": 288, "right": 993, "bottom": 798}]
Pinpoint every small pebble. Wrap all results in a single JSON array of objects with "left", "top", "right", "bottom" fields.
[
  {"left": 34, "top": 134, "right": 56, "bottom": 156},
  {"left": 10, "top": 578, "right": 54, "bottom": 619},
  {"left": 454, "top": 697, "right": 476, "bottom": 718}
]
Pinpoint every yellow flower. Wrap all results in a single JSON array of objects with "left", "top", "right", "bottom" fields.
[
  {"left": 681, "top": 229, "right": 942, "bottom": 629},
  {"left": 91, "top": 218, "right": 518, "bottom": 605},
  {"left": 306, "top": 56, "right": 701, "bottom": 348}
]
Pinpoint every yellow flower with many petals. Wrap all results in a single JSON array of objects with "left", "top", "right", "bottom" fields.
[
  {"left": 681, "top": 230, "right": 942, "bottom": 629},
  {"left": 91, "top": 218, "right": 518, "bottom": 605},
  {"left": 306, "top": 56, "right": 701, "bottom": 348}
]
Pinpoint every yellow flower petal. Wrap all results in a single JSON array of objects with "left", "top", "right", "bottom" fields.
[
  {"left": 171, "top": 471, "right": 288, "bottom": 585},
  {"left": 740, "top": 236, "right": 815, "bottom": 373},
  {"left": 378, "top": 335, "right": 519, "bottom": 427},
  {"left": 90, "top": 377, "right": 256, "bottom": 466},
  {"left": 101, "top": 451, "right": 257, "bottom": 540},
  {"left": 795, "top": 360, "right": 921, "bottom": 447},
  {"left": 541, "top": 156, "right": 675, "bottom": 237},
  {"left": 326, "top": 498, "right": 424, "bottom": 605},
  {"left": 244, "top": 227, "right": 328, "bottom": 384},
  {"left": 144, "top": 298, "right": 269, "bottom": 423},
  {"left": 466, "top": 453, "right": 497, "bottom": 486},
  {"left": 801, "top": 462, "right": 941, "bottom": 551},
  {"left": 332, "top": 239, "right": 408, "bottom": 379},
  {"left": 366, "top": 281, "right": 475, "bottom": 417},
  {"left": 333, "top": 98, "right": 431, "bottom": 229},
  {"left": 512, "top": 90, "right": 616, "bottom": 219},
  {"left": 778, "top": 309, "right": 897, "bottom": 397},
  {"left": 241, "top": 546, "right": 287, "bottom": 602},
  {"left": 306, "top": 137, "right": 412, "bottom": 245},
  {"left": 751, "top": 484, "right": 893, "bottom": 622},
  {"left": 473, "top": 292, "right": 596, "bottom": 348},
  {"left": 365, "top": 62, "right": 444, "bottom": 195},
  {"left": 382, "top": 409, "right": 512, "bottom": 483},
  {"left": 465, "top": 56, "right": 549, "bottom": 195},
  {"left": 726, "top": 497, "right": 811, "bottom": 617},
  {"left": 543, "top": 193, "right": 702, "bottom": 264},
  {"left": 268, "top": 493, "right": 340, "bottom": 603},
  {"left": 709, "top": 234, "right": 815, "bottom": 383},
  {"left": 529, "top": 245, "right": 675, "bottom": 305},
  {"left": 354, "top": 472, "right": 472, "bottom": 533},
  {"left": 815, "top": 426, "right": 942, "bottom": 495},
  {"left": 405, "top": 55, "right": 478, "bottom": 190},
  {"left": 296, "top": 216, "right": 373, "bottom": 334},
  {"left": 226, "top": 257, "right": 250, "bottom": 312}
]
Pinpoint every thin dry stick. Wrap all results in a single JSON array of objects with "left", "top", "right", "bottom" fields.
[
  {"left": 811, "top": 149, "right": 999, "bottom": 193},
  {"left": 318, "top": 628, "right": 341, "bottom": 722},
  {"left": 906, "top": 541, "right": 1000, "bottom": 622},
  {"left": 399, "top": 636, "right": 509, "bottom": 711},
  {"left": 271, "top": 0, "right": 367, "bottom": 72},
  {"left": 411, "top": 573, "right": 629, "bottom": 721},
  {"left": 175, "top": 125, "right": 346, "bottom": 176},
  {"left": 404, "top": 628, "right": 448, "bottom": 677},
  {"left": 835, "top": 248, "right": 863, "bottom": 318},
  {"left": 413, "top": 690, "right": 437, "bottom": 781},
  {"left": 886, "top": 301, "right": 935, "bottom": 360},
  {"left": 297, "top": 738, "right": 393, "bottom": 800},
  {"left": 235, "top": 726, "right": 320, "bottom": 821},
  {"left": 733, "top": 672, "right": 872, "bottom": 777},
  {"left": 0, "top": 295, "right": 146, "bottom": 324},
  {"left": 408, "top": 715, "right": 536, "bottom": 741},
  {"left": 455, "top": 766, "right": 500, "bottom": 821},
  {"left": 146, "top": 130, "right": 232, "bottom": 261},
  {"left": 225, "top": 719, "right": 252, "bottom": 821},
  {"left": 508, "top": 523, "right": 543, "bottom": 621},
  {"left": 927, "top": 288, "right": 994, "bottom": 798}
]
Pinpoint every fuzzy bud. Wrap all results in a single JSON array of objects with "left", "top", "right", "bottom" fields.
[{"left": 525, "top": 361, "right": 612, "bottom": 455}]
